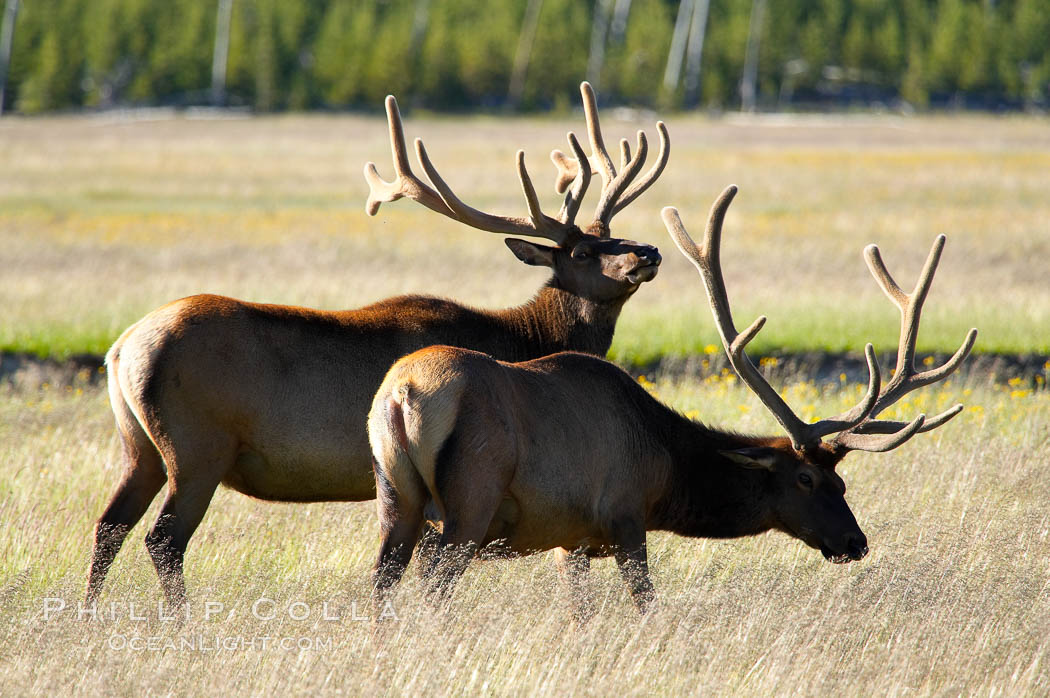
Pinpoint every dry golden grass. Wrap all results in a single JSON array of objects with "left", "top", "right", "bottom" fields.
[
  {"left": 1, "top": 112, "right": 1048, "bottom": 359},
  {"left": 0, "top": 371, "right": 1047, "bottom": 695},
  {"left": 1, "top": 112, "right": 1048, "bottom": 694}
]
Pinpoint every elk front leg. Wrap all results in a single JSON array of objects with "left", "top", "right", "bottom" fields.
[
  {"left": 555, "top": 547, "right": 596, "bottom": 623},
  {"left": 610, "top": 518, "right": 655, "bottom": 613}
]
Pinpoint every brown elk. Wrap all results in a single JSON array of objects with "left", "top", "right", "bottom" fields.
[
  {"left": 368, "top": 185, "right": 977, "bottom": 613},
  {"left": 87, "top": 82, "right": 669, "bottom": 606}
]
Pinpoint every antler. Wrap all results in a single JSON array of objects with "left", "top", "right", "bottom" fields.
[
  {"left": 553, "top": 132, "right": 592, "bottom": 227},
  {"left": 662, "top": 186, "right": 975, "bottom": 454},
  {"left": 364, "top": 95, "right": 452, "bottom": 219},
  {"left": 549, "top": 82, "right": 670, "bottom": 236},
  {"left": 364, "top": 95, "right": 581, "bottom": 244},
  {"left": 662, "top": 186, "right": 883, "bottom": 452},
  {"left": 829, "top": 237, "right": 978, "bottom": 452}
]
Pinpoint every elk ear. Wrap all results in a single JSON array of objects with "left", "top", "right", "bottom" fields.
[
  {"left": 505, "top": 238, "right": 556, "bottom": 268},
  {"left": 720, "top": 447, "right": 779, "bottom": 470}
]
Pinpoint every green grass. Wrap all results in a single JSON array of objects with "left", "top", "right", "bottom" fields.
[
  {"left": 1, "top": 113, "right": 1049, "bottom": 361},
  {"left": 1, "top": 371, "right": 1047, "bottom": 694},
  {"left": 1, "top": 324, "right": 119, "bottom": 360},
  {"left": 607, "top": 297, "right": 1030, "bottom": 365}
]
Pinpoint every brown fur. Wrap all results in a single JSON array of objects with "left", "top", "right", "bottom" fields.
[
  {"left": 368, "top": 347, "right": 870, "bottom": 614},
  {"left": 86, "top": 233, "right": 660, "bottom": 606}
]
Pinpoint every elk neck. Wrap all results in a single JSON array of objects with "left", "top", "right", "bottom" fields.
[
  {"left": 647, "top": 414, "right": 780, "bottom": 540},
  {"left": 492, "top": 280, "right": 628, "bottom": 360}
]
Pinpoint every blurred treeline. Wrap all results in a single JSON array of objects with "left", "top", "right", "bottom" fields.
[{"left": 4, "top": 0, "right": 1049, "bottom": 114}]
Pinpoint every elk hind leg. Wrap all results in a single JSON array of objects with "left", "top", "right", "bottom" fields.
[
  {"left": 144, "top": 431, "right": 234, "bottom": 607},
  {"left": 372, "top": 458, "right": 428, "bottom": 608},
  {"left": 427, "top": 434, "right": 512, "bottom": 603},
  {"left": 413, "top": 499, "right": 442, "bottom": 580},
  {"left": 86, "top": 405, "right": 166, "bottom": 603}
]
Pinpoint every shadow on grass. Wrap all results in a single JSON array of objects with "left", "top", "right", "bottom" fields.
[{"left": 2, "top": 350, "right": 1047, "bottom": 390}]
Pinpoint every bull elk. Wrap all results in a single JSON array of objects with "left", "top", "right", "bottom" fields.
[
  {"left": 87, "top": 82, "right": 669, "bottom": 606},
  {"left": 368, "top": 185, "right": 977, "bottom": 613}
]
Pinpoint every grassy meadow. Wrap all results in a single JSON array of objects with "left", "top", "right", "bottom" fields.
[
  {"left": 1, "top": 111, "right": 1049, "bottom": 694},
  {"left": 1, "top": 370, "right": 1047, "bottom": 694},
  {"left": 1, "top": 112, "right": 1048, "bottom": 362}
]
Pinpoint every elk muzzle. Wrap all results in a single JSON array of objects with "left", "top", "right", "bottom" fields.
[
  {"left": 822, "top": 531, "right": 869, "bottom": 564},
  {"left": 625, "top": 245, "right": 662, "bottom": 285}
]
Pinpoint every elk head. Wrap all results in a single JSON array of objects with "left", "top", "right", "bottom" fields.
[
  {"left": 363, "top": 82, "right": 667, "bottom": 305},
  {"left": 722, "top": 440, "right": 868, "bottom": 562},
  {"left": 664, "top": 186, "right": 977, "bottom": 563}
]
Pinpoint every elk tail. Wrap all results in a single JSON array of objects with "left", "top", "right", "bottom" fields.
[
  {"left": 371, "top": 379, "right": 433, "bottom": 521},
  {"left": 389, "top": 380, "right": 414, "bottom": 456}
]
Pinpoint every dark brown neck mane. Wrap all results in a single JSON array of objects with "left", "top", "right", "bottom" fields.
[
  {"left": 491, "top": 281, "right": 630, "bottom": 360},
  {"left": 626, "top": 387, "right": 781, "bottom": 540}
]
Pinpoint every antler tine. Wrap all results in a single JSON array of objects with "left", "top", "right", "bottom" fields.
[
  {"left": 662, "top": 186, "right": 885, "bottom": 452},
  {"left": 867, "top": 236, "right": 940, "bottom": 380},
  {"left": 619, "top": 139, "right": 632, "bottom": 171},
  {"left": 569, "top": 125, "right": 669, "bottom": 220},
  {"left": 550, "top": 79, "right": 613, "bottom": 192},
  {"left": 851, "top": 403, "right": 963, "bottom": 435},
  {"left": 364, "top": 95, "right": 455, "bottom": 217},
  {"left": 516, "top": 150, "right": 547, "bottom": 229},
  {"left": 550, "top": 149, "right": 581, "bottom": 195},
  {"left": 864, "top": 236, "right": 978, "bottom": 409},
  {"left": 830, "top": 235, "right": 977, "bottom": 453},
  {"left": 612, "top": 121, "right": 670, "bottom": 216},
  {"left": 365, "top": 93, "right": 573, "bottom": 245},
  {"left": 414, "top": 139, "right": 567, "bottom": 244},
  {"left": 594, "top": 130, "right": 648, "bottom": 232},
  {"left": 662, "top": 192, "right": 809, "bottom": 450},
  {"left": 555, "top": 132, "right": 591, "bottom": 226},
  {"left": 831, "top": 414, "right": 927, "bottom": 453},
  {"left": 551, "top": 84, "right": 671, "bottom": 226},
  {"left": 580, "top": 81, "right": 617, "bottom": 188}
]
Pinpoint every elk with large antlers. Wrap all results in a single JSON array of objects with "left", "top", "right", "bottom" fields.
[
  {"left": 88, "top": 82, "right": 669, "bottom": 607},
  {"left": 368, "top": 185, "right": 976, "bottom": 613}
]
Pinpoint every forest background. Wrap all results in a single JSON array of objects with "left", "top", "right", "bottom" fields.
[{"left": 4, "top": 0, "right": 1049, "bottom": 115}]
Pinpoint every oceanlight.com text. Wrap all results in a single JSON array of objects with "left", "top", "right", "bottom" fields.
[{"left": 107, "top": 633, "right": 336, "bottom": 653}]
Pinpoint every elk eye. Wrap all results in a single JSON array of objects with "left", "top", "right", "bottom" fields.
[
  {"left": 798, "top": 472, "right": 813, "bottom": 487},
  {"left": 571, "top": 246, "right": 592, "bottom": 260}
]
